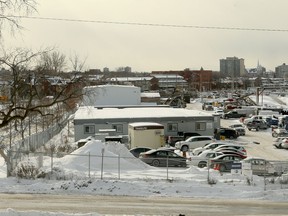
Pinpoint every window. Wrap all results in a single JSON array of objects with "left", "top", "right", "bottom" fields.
[
  {"left": 195, "top": 122, "right": 206, "bottom": 131},
  {"left": 168, "top": 123, "right": 178, "bottom": 132},
  {"left": 84, "top": 125, "right": 95, "bottom": 134},
  {"left": 112, "top": 124, "right": 123, "bottom": 133}
]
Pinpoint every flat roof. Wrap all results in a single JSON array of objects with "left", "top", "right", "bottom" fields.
[{"left": 74, "top": 106, "right": 211, "bottom": 120}]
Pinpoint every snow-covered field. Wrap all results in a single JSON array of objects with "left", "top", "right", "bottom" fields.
[{"left": 1, "top": 94, "right": 288, "bottom": 215}]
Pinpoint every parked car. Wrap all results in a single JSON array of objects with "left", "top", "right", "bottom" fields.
[
  {"left": 139, "top": 149, "right": 188, "bottom": 167},
  {"left": 213, "top": 144, "right": 247, "bottom": 157},
  {"left": 273, "top": 137, "right": 288, "bottom": 149},
  {"left": 214, "top": 109, "right": 225, "bottom": 118},
  {"left": 219, "top": 127, "right": 239, "bottom": 139},
  {"left": 189, "top": 150, "right": 224, "bottom": 168},
  {"left": 272, "top": 128, "right": 288, "bottom": 138},
  {"left": 167, "top": 132, "right": 201, "bottom": 147},
  {"left": 129, "top": 147, "right": 152, "bottom": 158},
  {"left": 243, "top": 115, "right": 265, "bottom": 125},
  {"left": 242, "top": 157, "right": 282, "bottom": 176},
  {"left": 210, "top": 154, "right": 244, "bottom": 172},
  {"left": 192, "top": 142, "right": 231, "bottom": 156},
  {"left": 229, "top": 123, "right": 245, "bottom": 129},
  {"left": 265, "top": 117, "right": 279, "bottom": 127},
  {"left": 175, "top": 136, "right": 215, "bottom": 152},
  {"left": 233, "top": 127, "right": 246, "bottom": 136},
  {"left": 223, "top": 111, "right": 246, "bottom": 119},
  {"left": 216, "top": 149, "right": 247, "bottom": 159},
  {"left": 246, "top": 119, "right": 268, "bottom": 131}
]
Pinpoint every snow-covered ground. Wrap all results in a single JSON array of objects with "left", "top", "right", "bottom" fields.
[{"left": 1, "top": 94, "right": 288, "bottom": 215}]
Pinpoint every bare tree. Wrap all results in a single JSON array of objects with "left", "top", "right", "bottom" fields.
[
  {"left": 0, "top": 0, "right": 37, "bottom": 38},
  {"left": 38, "top": 51, "right": 67, "bottom": 74},
  {"left": 69, "top": 52, "right": 87, "bottom": 72},
  {"left": 0, "top": 47, "right": 84, "bottom": 131}
]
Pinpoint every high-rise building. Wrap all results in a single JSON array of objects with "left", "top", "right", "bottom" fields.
[
  {"left": 220, "top": 57, "right": 245, "bottom": 78},
  {"left": 275, "top": 63, "right": 288, "bottom": 79}
]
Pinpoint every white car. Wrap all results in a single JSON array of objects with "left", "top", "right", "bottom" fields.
[
  {"left": 175, "top": 136, "right": 215, "bottom": 152},
  {"left": 189, "top": 150, "right": 224, "bottom": 168},
  {"left": 213, "top": 144, "right": 247, "bottom": 157},
  {"left": 273, "top": 137, "right": 288, "bottom": 149},
  {"left": 192, "top": 142, "right": 230, "bottom": 156},
  {"left": 214, "top": 109, "right": 225, "bottom": 118},
  {"left": 241, "top": 157, "right": 283, "bottom": 176}
]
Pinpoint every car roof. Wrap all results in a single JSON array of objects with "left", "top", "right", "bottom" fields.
[
  {"left": 213, "top": 154, "right": 244, "bottom": 159},
  {"left": 130, "top": 147, "right": 152, "bottom": 151},
  {"left": 214, "top": 144, "right": 245, "bottom": 149}
]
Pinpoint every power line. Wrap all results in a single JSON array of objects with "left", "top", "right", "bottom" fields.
[{"left": 7, "top": 15, "right": 288, "bottom": 32}]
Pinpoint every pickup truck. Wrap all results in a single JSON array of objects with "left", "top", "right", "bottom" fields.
[
  {"left": 223, "top": 111, "right": 246, "bottom": 119},
  {"left": 167, "top": 132, "right": 201, "bottom": 147}
]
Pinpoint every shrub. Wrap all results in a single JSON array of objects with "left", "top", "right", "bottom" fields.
[{"left": 14, "top": 161, "right": 39, "bottom": 179}]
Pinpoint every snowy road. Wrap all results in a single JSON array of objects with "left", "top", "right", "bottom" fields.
[{"left": 1, "top": 193, "right": 288, "bottom": 215}]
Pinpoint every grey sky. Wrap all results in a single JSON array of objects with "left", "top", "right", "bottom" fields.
[{"left": 4, "top": 0, "right": 288, "bottom": 72}]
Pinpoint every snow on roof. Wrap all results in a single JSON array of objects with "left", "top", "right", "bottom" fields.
[
  {"left": 141, "top": 92, "right": 160, "bottom": 98},
  {"left": 129, "top": 122, "right": 164, "bottom": 127},
  {"left": 83, "top": 84, "right": 140, "bottom": 90},
  {"left": 74, "top": 106, "right": 211, "bottom": 120}
]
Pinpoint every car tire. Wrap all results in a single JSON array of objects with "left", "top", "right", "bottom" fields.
[
  {"left": 198, "top": 161, "right": 207, "bottom": 168},
  {"left": 181, "top": 145, "right": 189, "bottom": 152},
  {"left": 219, "top": 165, "right": 226, "bottom": 172},
  {"left": 272, "top": 132, "right": 278, "bottom": 138},
  {"left": 256, "top": 127, "right": 259, "bottom": 131},
  {"left": 152, "top": 160, "right": 160, "bottom": 167},
  {"left": 180, "top": 162, "right": 187, "bottom": 167}
]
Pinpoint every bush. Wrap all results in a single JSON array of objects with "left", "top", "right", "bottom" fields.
[{"left": 14, "top": 161, "right": 40, "bottom": 179}]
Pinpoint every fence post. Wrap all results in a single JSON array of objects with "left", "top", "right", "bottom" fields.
[
  {"left": 88, "top": 152, "right": 91, "bottom": 178},
  {"left": 51, "top": 152, "right": 53, "bottom": 174},
  {"left": 166, "top": 156, "right": 169, "bottom": 180},
  {"left": 118, "top": 154, "right": 120, "bottom": 180},
  {"left": 101, "top": 148, "right": 104, "bottom": 180}
]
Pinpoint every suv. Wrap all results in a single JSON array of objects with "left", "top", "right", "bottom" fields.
[
  {"left": 219, "top": 127, "right": 239, "bottom": 139},
  {"left": 175, "top": 136, "right": 215, "bottom": 152},
  {"left": 246, "top": 119, "right": 268, "bottom": 131}
]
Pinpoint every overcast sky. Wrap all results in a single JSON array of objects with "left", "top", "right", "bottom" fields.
[{"left": 3, "top": 0, "right": 288, "bottom": 72}]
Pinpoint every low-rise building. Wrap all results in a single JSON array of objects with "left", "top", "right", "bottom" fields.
[{"left": 73, "top": 106, "right": 219, "bottom": 142}]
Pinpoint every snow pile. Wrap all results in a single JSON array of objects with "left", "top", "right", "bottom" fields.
[{"left": 41, "top": 140, "right": 150, "bottom": 178}]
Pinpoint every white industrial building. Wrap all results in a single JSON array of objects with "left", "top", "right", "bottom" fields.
[
  {"left": 73, "top": 106, "right": 219, "bottom": 142},
  {"left": 82, "top": 85, "right": 141, "bottom": 106}
]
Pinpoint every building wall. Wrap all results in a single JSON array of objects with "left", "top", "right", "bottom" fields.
[{"left": 82, "top": 85, "right": 141, "bottom": 106}]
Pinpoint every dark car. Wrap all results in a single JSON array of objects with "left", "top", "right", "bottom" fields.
[
  {"left": 247, "top": 119, "right": 268, "bottom": 131},
  {"left": 129, "top": 147, "right": 152, "bottom": 158},
  {"left": 219, "top": 128, "right": 239, "bottom": 139},
  {"left": 265, "top": 117, "right": 279, "bottom": 127},
  {"left": 139, "top": 149, "right": 188, "bottom": 167},
  {"left": 210, "top": 154, "right": 244, "bottom": 172}
]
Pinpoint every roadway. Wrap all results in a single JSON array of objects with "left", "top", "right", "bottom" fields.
[{"left": 1, "top": 193, "right": 288, "bottom": 215}]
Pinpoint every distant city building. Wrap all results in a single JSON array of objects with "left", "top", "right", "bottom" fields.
[
  {"left": 275, "top": 63, "right": 288, "bottom": 79},
  {"left": 103, "top": 67, "right": 109, "bottom": 73},
  {"left": 125, "top": 66, "right": 132, "bottom": 73},
  {"left": 220, "top": 57, "right": 246, "bottom": 78}
]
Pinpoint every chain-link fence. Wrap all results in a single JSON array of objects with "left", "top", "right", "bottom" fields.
[
  {"left": 6, "top": 113, "right": 71, "bottom": 176},
  {"left": 6, "top": 149, "right": 288, "bottom": 191}
]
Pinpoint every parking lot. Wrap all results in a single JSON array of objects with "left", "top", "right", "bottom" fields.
[{"left": 187, "top": 102, "right": 288, "bottom": 161}]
